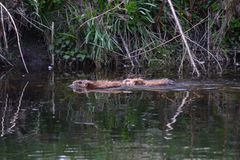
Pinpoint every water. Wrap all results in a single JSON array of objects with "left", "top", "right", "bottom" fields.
[{"left": 0, "top": 70, "right": 239, "bottom": 159}]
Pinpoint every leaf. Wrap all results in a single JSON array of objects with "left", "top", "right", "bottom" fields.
[
  {"left": 143, "top": 3, "right": 157, "bottom": 8},
  {"left": 76, "top": 54, "right": 86, "bottom": 60},
  {"left": 63, "top": 55, "right": 70, "bottom": 60},
  {"left": 58, "top": 33, "right": 77, "bottom": 40},
  {"left": 126, "top": 1, "right": 137, "bottom": 14}
]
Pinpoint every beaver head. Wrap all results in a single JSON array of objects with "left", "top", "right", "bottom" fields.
[{"left": 161, "top": 78, "right": 174, "bottom": 85}]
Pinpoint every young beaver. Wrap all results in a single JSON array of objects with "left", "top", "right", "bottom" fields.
[
  {"left": 122, "top": 78, "right": 174, "bottom": 86},
  {"left": 142, "top": 78, "right": 174, "bottom": 86},
  {"left": 122, "top": 78, "right": 145, "bottom": 86},
  {"left": 70, "top": 78, "right": 174, "bottom": 90},
  {"left": 71, "top": 80, "right": 122, "bottom": 90}
]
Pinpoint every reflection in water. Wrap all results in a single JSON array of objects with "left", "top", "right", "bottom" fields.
[
  {"left": 165, "top": 91, "right": 189, "bottom": 139},
  {"left": 0, "top": 70, "right": 239, "bottom": 159},
  {"left": 7, "top": 82, "right": 29, "bottom": 135},
  {"left": 0, "top": 69, "right": 30, "bottom": 137},
  {"left": 50, "top": 71, "right": 55, "bottom": 117},
  {"left": 1, "top": 94, "right": 8, "bottom": 137}
]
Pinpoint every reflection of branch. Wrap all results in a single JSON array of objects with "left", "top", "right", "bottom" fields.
[
  {"left": 165, "top": 91, "right": 189, "bottom": 139},
  {"left": 8, "top": 82, "right": 29, "bottom": 133},
  {"left": 51, "top": 71, "right": 55, "bottom": 117},
  {"left": 0, "top": 68, "right": 13, "bottom": 80},
  {"left": 73, "top": 121, "right": 97, "bottom": 128},
  {"left": 34, "top": 111, "right": 41, "bottom": 135},
  {"left": 1, "top": 94, "right": 8, "bottom": 137}
]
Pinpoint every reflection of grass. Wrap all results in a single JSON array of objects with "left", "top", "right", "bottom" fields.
[
  {"left": 68, "top": 91, "right": 176, "bottom": 143},
  {"left": 62, "top": 89, "right": 240, "bottom": 159}
]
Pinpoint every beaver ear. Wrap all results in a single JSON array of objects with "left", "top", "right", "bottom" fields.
[
  {"left": 135, "top": 80, "right": 144, "bottom": 85},
  {"left": 86, "top": 81, "right": 95, "bottom": 89}
]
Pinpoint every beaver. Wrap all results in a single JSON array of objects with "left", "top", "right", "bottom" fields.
[
  {"left": 122, "top": 78, "right": 145, "bottom": 86},
  {"left": 70, "top": 80, "right": 122, "bottom": 90},
  {"left": 70, "top": 78, "right": 174, "bottom": 90},
  {"left": 142, "top": 78, "right": 174, "bottom": 86},
  {"left": 122, "top": 78, "right": 174, "bottom": 86}
]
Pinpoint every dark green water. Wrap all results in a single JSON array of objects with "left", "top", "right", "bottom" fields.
[{"left": 0, "top": 70, "right": 240, "bottom": 159}]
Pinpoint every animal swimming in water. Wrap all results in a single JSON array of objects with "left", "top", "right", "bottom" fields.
[
  {"left": 70, "top": 80, "right": 123, "bottom": 89},
  {"left": 122, "top": 78, "right": 174, "bottom": 86},
  {"left": 70, "top": 78, "right": 174, "bottom": 91}
]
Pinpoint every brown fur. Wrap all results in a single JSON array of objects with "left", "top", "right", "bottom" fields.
[
  {"left": 71, "top": 78, "right": 174, "bottom": 90},
  {"left": 87, "top": 80, "right": 122, "bottom": 89},
  {"left": 71, "top": 80, "right": 122, "bottom": 89},
  {"left": 142, "top": 78, "right": 174, "bottom": 86},
  {"left": 122, "top": 78, "right": 145, "bottom": 86}
]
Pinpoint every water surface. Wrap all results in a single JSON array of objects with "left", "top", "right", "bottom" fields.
[{"left": 0, "top": 70, "right": 239, "bottom": 159}]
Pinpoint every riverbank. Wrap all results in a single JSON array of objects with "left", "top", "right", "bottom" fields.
[{"left": 0, "top": 0, "right": 239, "bottom": 75}]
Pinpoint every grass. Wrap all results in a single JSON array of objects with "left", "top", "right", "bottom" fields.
[{"left": 0, "top": 0, "right": 239, "bottom": 75}]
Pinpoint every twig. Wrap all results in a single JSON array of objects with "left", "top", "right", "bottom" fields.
[
  {"left": 207, "top": 9, "right": 211, "bottom": 59},
  {"left": 0, "top": 7, "right": 13, "bottom": 66},
  {"left": 18, "top": 14, "right": 45, "bottom": 32},
  {"left": 128, "top": 16, "right": 208, "bottom": 56},
  {"left": 88, "top": 42, "right": 126, "bottom": 57},
  {"left": 0, "top": 52, "right": 13, "bottom": 66},
  {"left": 185, "top": 36, "right": 223, "bottom": 73},
  {"left": 178, "top": 49, "right": 187, "bottom": 74},
  {"left": 1, "top": 6, "right": 8, "bottom": 51},
  {"left": 17, "top": 11, "right": 51, "bottom": 31},
  {"left": 119, "top": 32, "right": 135, "bottom": 67},
  {"left": 51, "top": 22, "right": 55, "bottom": 67},
  {"left": 0, "top": 68, "right": 13, "bottom": 81},
  {"left": 0, "top": 3, "right": 29, "bottom": 73}
]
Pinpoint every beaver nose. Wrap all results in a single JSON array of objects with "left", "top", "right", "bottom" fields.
[
  {"left": 168, "top": 79, "right": 175, "bottom": 84},
  {"left": 69, "top": 84, "right": 74, "bottom": 88}
]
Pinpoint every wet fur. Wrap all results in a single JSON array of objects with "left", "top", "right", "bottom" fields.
[
  {"left": 71, "top": 80, "right": 122, "bottom": 89},
  {"left": 71, "top": 78, "right": 174, "bottom": 90}
]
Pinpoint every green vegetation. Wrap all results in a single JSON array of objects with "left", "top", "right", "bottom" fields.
[{"left": 0, "top": 0, "right": 240, "bottom": 75}]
